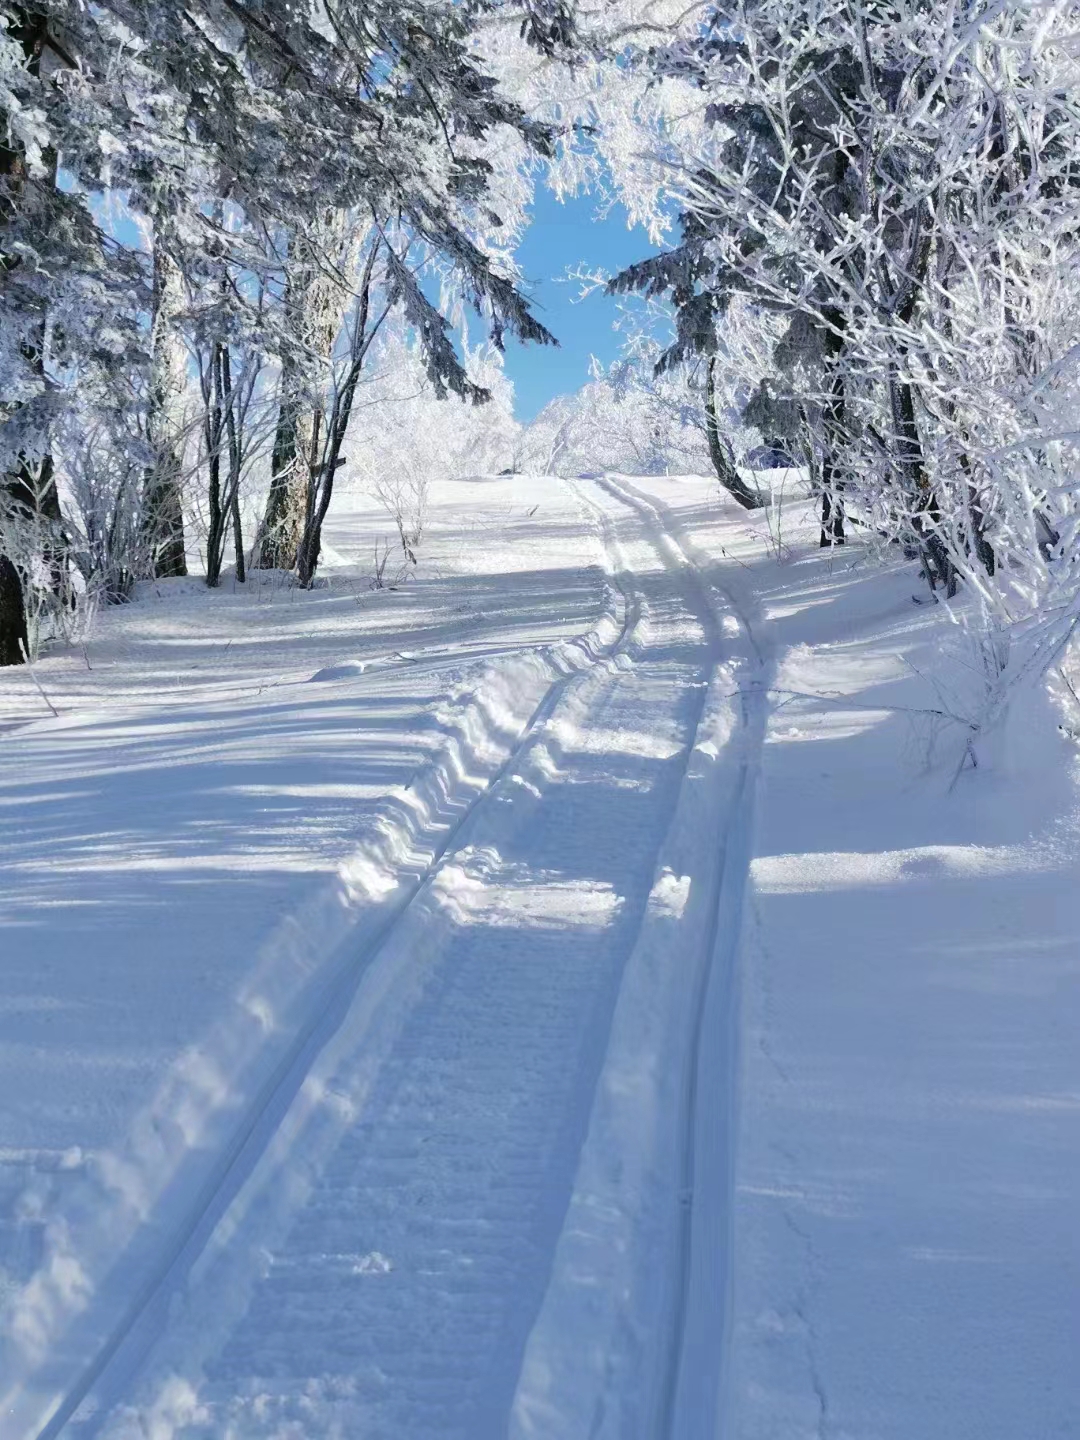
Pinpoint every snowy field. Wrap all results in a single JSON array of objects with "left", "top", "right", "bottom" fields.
[{"left": 1, "top": 474, "right": 1077, "bottom": 1439}]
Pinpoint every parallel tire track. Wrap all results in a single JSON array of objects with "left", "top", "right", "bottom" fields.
[
  {"left": 597, "top": 476, "right": 768, "bottom": 1440},
  {"left": 26, "top": 501, "right": 638, "bottom": 1440},
  {"left": 30, "top": 474, "right": 759, "bottom": 1440},
  {"left": 173, "top": 474, "right": 742, "bottom": 1440}
]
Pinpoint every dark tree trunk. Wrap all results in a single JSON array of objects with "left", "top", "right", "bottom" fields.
[
  {"left": 204, "top": 343, "right": 224, "bottom": 587},
  {"left": 962, "top": 460, "right": 995, "bottom": 577},
  {"left": 705, "top": 357, "right": 762, "bottom": 510},
  {"left": 204, "top": 346, "right": 246, "bottom": 586},
  {"left": 889, "top": 229, "right": 955, "bottom": 596},
  {"left": 892, "top": 370, "right": 955, "bottom": 595},
  {"left": 230, "top": 486, "right": 246, "bottom": 582},
  {"left": 296, "top": 240, "right": 383, "bottom": 588},
  {"left": 820, "top": 481, "right": 845, "bottom": 547},
  {"left": 0, "top": 557, "right": 28, "bottom": 665},
  {"left": 224, "top": 343, "right": 246, "bottom": 583},
  {"left": 819, "top": 310, "right": 847, "bottom": 547},
  {"left": 934, "top": 238, "right": 993, "bottom": 580},
  {"left": 201, "top": 302, "right": 247, "bottom": 587}
]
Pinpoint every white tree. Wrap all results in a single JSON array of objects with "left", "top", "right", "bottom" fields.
[{"left": 565, "top": 0, "right": 1080, "bottom": 753}]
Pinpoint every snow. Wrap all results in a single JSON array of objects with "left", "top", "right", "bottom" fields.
[
  {"left": 1, "top": 473, "right": 1078, "bottom": 1440},
  {"left": 731, "top": 550, "right": 1080, "bottom": 1440},
  {"left": 623, "top": 473, "right": 1080, "bottom": 1440}
]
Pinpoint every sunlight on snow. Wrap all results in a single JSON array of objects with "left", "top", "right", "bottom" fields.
[
  {"left": 753, "top": 843, "right": 1052, "bottom": 894},
  {"left": 433, "top": 862, "right": 623, "bottom": 931},
  {"left": 549, "top": 714, "right": 684, "bottom": 760}
]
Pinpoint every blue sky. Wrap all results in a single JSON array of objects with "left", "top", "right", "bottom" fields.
[{"left": 500, "top": 187, "right": 657, "bottom": 422}]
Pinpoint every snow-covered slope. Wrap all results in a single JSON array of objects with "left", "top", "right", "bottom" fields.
[
  {"left": 624, "top": 474, "right": 1080, "bottom": 1440},
  {"left": 1, "top": 474, "right": 1076, "bottom": 1440}
]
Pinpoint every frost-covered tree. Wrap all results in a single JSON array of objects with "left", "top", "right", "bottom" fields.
[
  {"left": 348, "top": 324, "right": 520, "bottom": 492},
  {"left": 517, "top": 350, "right": 709, "bottom": 477},
  {"left": 0, "top": 0, "right": 572, "bottom": 661},
  {"left": 1, "top": 8, "right": 146, "bottom": 660},
  {"left": 562, "top": 0, "right": 1080, "bottom": 740}
]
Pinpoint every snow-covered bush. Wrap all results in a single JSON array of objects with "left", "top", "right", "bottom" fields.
[{"left": 518, "top": 355, "right": 710, "bottom": 477}]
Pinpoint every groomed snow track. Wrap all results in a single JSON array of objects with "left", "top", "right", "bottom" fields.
[{"left": 7, "top": 477, "right": 767, "bottom": 1440}]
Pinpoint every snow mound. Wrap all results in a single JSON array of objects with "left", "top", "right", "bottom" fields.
[{"left": 309, "top": 660, "right": 370, "bottom": 682}]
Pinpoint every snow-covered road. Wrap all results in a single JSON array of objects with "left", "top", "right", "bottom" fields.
[
  {"left": 4, "top": 472, "right": 1079, "bottom": 1440},
  {"left": 1, "top": 477, "right": 763, "bottom": 1440}
]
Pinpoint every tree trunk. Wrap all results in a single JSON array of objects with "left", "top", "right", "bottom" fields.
[
  {"left": 142, "top": 240, "right": 189, "bottom": 577},
  {"left": 204, "top": 341, "right": 226, "bottom": 587},
  {"left": 258, "top": 379, "right": 317, "bottom": 570},
  {"left": 205, "top": 341, "right": 247, "bottom": 586},
  {"left": 226, "top": 345, "right": 246, "bottom": 583},
  {"left": 889, "top": 232, "right": 955, "bottom": 595},
  {"left": 0, "top": 557, "right": 28, "bottom": 665},
  {"left": 231, "top": 485, "right": 246, "bottom": 582},
  {"left": 933, "top": 237, "right": 993, "bottom": 579},
  {"left": 891, "top": 369, "right": 954, "bottom": 594},
  {"left": 295, "top": 241, "right": 383, "bottom": 588},
  {"left": 820, "top": 476, "right": 845, "bottom": 546},
  {"left": 35, "top": 453, "right": 66, "bottom": 591},
  {"left": 705, "top": 357, "right": 762, "bottom": 509},
  {"left": 256, "top": 221, "right": 347, "bottom": 569},
  {"left": 819, "top": 311, "right": 847, "bottom": 547},
  {"left": 964, "top": 466, "right": 995, "bottom": 576}
]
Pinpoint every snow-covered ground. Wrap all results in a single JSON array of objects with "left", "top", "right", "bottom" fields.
[
  {"left": 621, "top": 476, "right": 1080, "bottom": 1440},
  {"left": 1, "top": 474, "right": 1077, "bottom": 1439}
]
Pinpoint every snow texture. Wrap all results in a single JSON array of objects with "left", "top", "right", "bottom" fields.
[{"left": 1, "top": 473, "right": 1077, "bottom": 1440}]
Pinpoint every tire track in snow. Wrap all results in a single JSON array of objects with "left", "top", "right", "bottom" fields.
[
  {"left": 600, "top": 477, "right": 768, "bottom": 1440},
  {"left": 506, "top": 476, "right": 769, "bottom": 1440},
  {"left": 19, "top": 475, "right": 740, "bottom": 1440},
  {"left": 12, "top": 495, "right": 637, "bottom": 1440},
  {"left": 146, "top": 477, "right": 742, "bottom": 1440},
  {"left": 101, "top": 474, "right": 710, "bottom": 1439}
]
